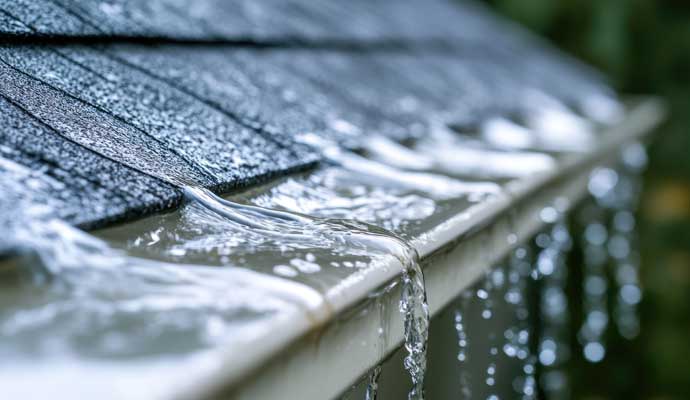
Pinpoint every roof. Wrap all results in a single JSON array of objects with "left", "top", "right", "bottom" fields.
[{"left": 0, "top": 0, "right": 617, "bottom": 230}]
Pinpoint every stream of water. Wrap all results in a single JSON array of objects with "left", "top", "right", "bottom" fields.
[
  {"left": 0, "top": 94, "right": 644, "bottom": 399},
  {"left": 0, "top": 158, "right": 329, "bottom": 398},
  {"left": 1, "top": 152, "right": 436, "bottom": 399},
  {"left": 186, "top": 185, "right": 430, "bottom": 400}
]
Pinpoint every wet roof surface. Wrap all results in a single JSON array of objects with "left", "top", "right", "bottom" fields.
[
  {"left": 0, "top": 0, "right": 508, "bottom": 43},
  {"left": 0, "top": 0, "right": 616, "bottom": 229}
]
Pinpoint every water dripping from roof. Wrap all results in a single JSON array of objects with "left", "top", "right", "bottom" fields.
[
  {"left": 582, "top": 143, "right": 647, "bottom": 343},
  {"left": 505, "top": 247, "right": 537, "bottom": 400},
  {"left": 535, "top": 207, "right": 572, "bottom": 399},
  {"left": 454, "top": 291, "right": 473, "bottom": 399}
]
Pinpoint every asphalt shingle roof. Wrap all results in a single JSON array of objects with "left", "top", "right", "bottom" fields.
[{"left": 0, "top": 0, "right": 617, "bottom": 230}]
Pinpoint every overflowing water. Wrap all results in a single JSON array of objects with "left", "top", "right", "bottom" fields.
[
  {"left": 101, "top": 142, "right": 507, "bottom": 399},
  {"left": 480, "top": 268, "right": 503, "bottom": 397},
  {"left": 1, "top": 153, "right": 437, "bottom": 399},
  {"left": 154, "top": 184, "right": 432, "bottom": 399},
  {"left": 0, "top": 91, "right": 650, "bottom": 400},
  {"left": 0, "top": 158, "right": 328, "bottom": 398},
  {"left": 577, "top": 143, "right": 648, "bottom": 363}
]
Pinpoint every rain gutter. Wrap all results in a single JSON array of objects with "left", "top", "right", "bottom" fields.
[{"left": 180, "top": 97, "right": 666, "bottom": 400}]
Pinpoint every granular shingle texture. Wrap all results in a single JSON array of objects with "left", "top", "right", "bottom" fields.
[
  {"left": 0, "top": 0, "right": 620, "bottom": 237},
  {"left": 0, "top": 0, "right": 500, "bottom": 43},
  {"left": 0, "top": 96, "right": 182, "bottom": 229}
]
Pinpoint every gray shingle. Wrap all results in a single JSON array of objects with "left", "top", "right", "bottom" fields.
[
  {"left": 0, "top": 46, "right": 318, "bottom": 191},
  {"left": 0, "top": 96, "right": 182, "bottom": 228},
  {"left": 0, "top": 0, "right": 100, "bottom": 36},
  {"left": 0, "top": 0, "right": 619, "bottom": 237}
]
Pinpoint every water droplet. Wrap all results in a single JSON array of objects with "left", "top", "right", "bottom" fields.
[{"left": 583, "top": 342, "right": 606, "bottom": 363}]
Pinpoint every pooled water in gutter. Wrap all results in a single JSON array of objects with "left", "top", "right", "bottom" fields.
[
  {"left": 184, "top": 185, "right": 430, "bottom": 400},
  {"left": 0, "top": 154, "right": 435, "bottom": 398},
  {"left": 97, "top": 146, "right": 503, "bottom": 399},
  {"left": 0, "top": 158, "right": 327, "bottom": 398},
  {"left": 299, "top": 133, "right": 501, "bottom": 200},
  {"left": 1, "top": 94, "right": 646, "bottom": 399}
]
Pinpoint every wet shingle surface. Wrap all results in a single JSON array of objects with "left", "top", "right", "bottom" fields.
[
  {"left": 0, "top": 96, "right": 182, "bottom": 229},
  {"left": 0, "top": 0, "right": 619, "bottom": 234},
  {"left": 0, "top": 46, "right": 315, "bottom": 186},
  {"left": 0, "top": 0, "right": 99, "bottom": 36},
  {"left": 0, "top": 0, "right": 491, "bottom": 43}
]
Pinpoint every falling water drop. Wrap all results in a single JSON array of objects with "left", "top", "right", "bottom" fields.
[
  {"left": 365, "top": 365, "right": 382, "bottom": 400},
  {"left": 455, "top": 291, "right": 473, "bottom": 399},
  {"left": 579, "top": 143, "right": 646, "bottom": 362},
  {"left": 504, "top": 246, "right": 537, "bottom": 400},
  {"left": 477, "top": 267, "right": 502, "bottom": 399},
  {"left": 535, "top": 205, "right": 572, "bottom": 399},
  {"left": 611, "top": 143, "right": 646, "bottom": 339}
]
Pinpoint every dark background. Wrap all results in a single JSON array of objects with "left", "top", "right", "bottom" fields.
[{"left": 482, "top": 1, "right": 690, "bottom": 398}]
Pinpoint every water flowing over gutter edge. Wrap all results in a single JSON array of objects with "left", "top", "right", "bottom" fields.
[
  {"left": 184, "top": 182, "right": 429, "bottom": 399},
  {"left": 172, "top": 98, "right": 665, "bottom": 400}
]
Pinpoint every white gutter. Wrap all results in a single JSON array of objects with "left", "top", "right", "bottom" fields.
[{"left": 179, "top": 98, "right": 666, "bottom": 400}]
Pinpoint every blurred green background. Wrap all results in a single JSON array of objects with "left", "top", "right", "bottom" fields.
[{"left": 482, "top": 0, "right": 690, "bottom": 398}]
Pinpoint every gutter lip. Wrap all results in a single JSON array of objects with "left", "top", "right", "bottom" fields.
[
  {"left": 417, "top": 96, "right": 667, "bottom": 258},
  {"left": 322, "top": 96, "right": 666, "bottom": 324},
  {"left": 177, "top": 96, "right": 666, "bottom": 400}
]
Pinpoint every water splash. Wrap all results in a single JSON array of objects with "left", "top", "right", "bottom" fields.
[
  {"left": 185, "top": 186, "right": 430, "bottom": 400},
  {"left": 1, "top": 151, "right": 430, "bottom": 397},
  {"left": 0, "top": 158, "right": 329, "bottom": 398}
]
